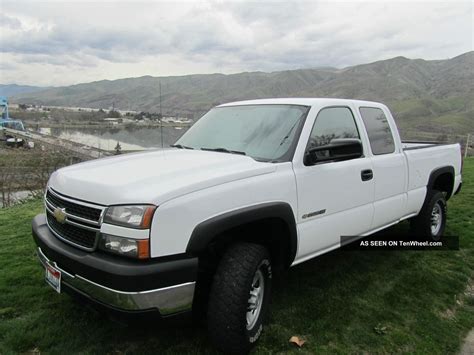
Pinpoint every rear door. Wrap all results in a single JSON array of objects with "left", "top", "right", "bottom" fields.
[
  {"left": 293, "top": 105, "right": 374, "bottom": 262},
  {"left": 357, "top": 106, "right": 407, "bottom": 230}
]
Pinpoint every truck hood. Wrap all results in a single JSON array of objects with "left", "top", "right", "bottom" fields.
[{"left": 48, "top": 149, "right": 276, "bottom": 206}]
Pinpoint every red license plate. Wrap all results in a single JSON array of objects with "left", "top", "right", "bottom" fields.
[{"left": 45, "top": 263, "right": 61, "bottom": 293}]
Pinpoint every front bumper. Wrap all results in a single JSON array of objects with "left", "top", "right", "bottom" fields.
[{"left": 32, "top": 214, "right": 198, "bottom": 316}]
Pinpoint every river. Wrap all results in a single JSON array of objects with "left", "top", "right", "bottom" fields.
[{"left": 37, "top": 125, "right": 190, "bottom": 151}]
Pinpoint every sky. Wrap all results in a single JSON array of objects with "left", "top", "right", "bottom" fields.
[{"left": 0, "top": 0, "right": 472, "bottom": 87}]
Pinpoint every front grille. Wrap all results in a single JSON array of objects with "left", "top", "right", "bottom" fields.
[
  {"left": 47, "top": 211, "right": 98, "bottom": 249},
  {"left": 46, "top": 190, "right": 102, "bottom": 222},
  {"left": 45, "top": 189, "right": 103, "bottom": 251}
]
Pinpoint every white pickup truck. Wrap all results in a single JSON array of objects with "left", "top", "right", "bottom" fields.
[{"left": 32, "top": 98, "right": 462, "bottom": 353}]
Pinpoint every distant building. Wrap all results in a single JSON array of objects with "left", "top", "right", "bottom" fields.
[
  {"left": 103, "top": 117, "right": 120, "bottom": 125},
  {"left": 162, "top": 116, "right": 193, "bottom": 124}
]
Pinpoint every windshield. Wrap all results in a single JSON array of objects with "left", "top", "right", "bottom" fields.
[{"left": 175, "top": 104, "right": 308, "bottom": 161}]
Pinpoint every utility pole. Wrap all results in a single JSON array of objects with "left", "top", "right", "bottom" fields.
[{"left": 465, "top": 133, "right": 470, "bottom": 159}]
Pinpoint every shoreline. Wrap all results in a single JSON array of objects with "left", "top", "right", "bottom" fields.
[{"left": 23, "top": 122, "right": 192, "bottom": 129}]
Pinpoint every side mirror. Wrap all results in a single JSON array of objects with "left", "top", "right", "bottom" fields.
[{"left": 305, "top": 138, "right": 363, "bottom": 165}]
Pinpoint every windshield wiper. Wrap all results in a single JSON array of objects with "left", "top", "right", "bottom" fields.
[
  {"left": 278, "top": 120, "right": 300, "bottom": 146},
  {"left": 201, "top": 147, "right": 246, "bottom": 155},
  {"left": 170, "top": 144, "right": 194, "bottom": 150}
]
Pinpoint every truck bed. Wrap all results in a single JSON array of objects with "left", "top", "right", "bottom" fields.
[
  {"left": 403, "top": 141, "right": 462, "bottom": 198},
  {"left": 402, "top": 140, "right": 452, "bottom": 151}
]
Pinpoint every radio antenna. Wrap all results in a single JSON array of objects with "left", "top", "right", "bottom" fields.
[{"left": 160, "top": 81, "right": 163, "bottom": 149}]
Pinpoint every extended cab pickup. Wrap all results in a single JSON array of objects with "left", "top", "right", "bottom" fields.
[{"left": 32, "top": 98, "right": 462, "bottom": 353}]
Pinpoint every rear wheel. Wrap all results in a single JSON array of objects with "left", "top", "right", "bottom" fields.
[
  {"left": 207, "top": 242, "right": 272, "bottom": 354},
  {"left": 411, "top": 190, "right": 447, "bottom": 239}
]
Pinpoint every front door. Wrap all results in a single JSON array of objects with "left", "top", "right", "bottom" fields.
[{"left": 294, "top": 106, "right": 375, "bottom": 262}]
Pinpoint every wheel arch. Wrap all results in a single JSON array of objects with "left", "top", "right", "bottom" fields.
[
  {"left": 186, "top": 202, "right": 298, "bottom": 269},
  {"left": 427, "top": 166, "right": 455, "bottom": 200}
]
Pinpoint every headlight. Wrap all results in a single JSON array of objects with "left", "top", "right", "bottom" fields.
[
  {"left": 98, "top": 233, "right": 149, "bottom": 259},
  {"left": 103, "top": 205, "right": 156, "bottom": 229}
]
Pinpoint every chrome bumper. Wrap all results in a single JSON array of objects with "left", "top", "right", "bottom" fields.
[{"left": 37, "top": 247, "right": 195, "bottom": 315}]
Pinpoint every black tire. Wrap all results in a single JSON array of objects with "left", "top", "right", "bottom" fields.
[
  {"left": 410, "top": 189, "right": 447, "bottom": 239},
  {"left": 207, "top": 242, "right": 272, "bottom": 354}
]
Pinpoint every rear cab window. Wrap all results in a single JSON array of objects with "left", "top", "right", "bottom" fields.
[{"left": 359, "top": 107, "right": 395, "bottom": 155}]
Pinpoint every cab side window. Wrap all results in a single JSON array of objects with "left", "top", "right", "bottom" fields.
[
  {"left": 305, "top": 107, "right": 361, "bottom": 165},
  {"left": 307, "top": 107, "right": 360, "bottom": 149},
  {"left": 359, "top": 107, "right": 395, "bottom": 155}
]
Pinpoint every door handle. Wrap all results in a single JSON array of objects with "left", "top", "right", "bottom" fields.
[{"left": 361, "top": 169, "right": 373, "bottom": 181}]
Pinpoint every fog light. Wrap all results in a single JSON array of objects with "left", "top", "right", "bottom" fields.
[{"left": 98, "top": 234, "right": 149, "bottom": 259}]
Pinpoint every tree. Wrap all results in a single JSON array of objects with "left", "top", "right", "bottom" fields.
[
  {"left": 108, "top": 110, "right": 122, "bottom": 118},
  {"left": 114, "top": 141, "right": 122, "bottom": 155}
]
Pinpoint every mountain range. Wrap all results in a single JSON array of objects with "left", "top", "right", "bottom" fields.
[
  {"left": 9, "top": 51, "right": 474, "bottom": 138},
  {"left": 0, "top": 84, "right": 49, "bottom": 97}
]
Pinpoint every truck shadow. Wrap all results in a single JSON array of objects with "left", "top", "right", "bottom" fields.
[
  {"left": 67, "top": 220, "right": 416, "bottom": 353},
  {"left": 266, "top": 220, "right": 425, "bottom": 337},
  {"left": 53, "top": 215, "right": 461, "bottom": 354}
]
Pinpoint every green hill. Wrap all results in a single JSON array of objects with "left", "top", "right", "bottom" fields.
[{"left": 12, "top": 52, "right": 474, "bottom": 138}]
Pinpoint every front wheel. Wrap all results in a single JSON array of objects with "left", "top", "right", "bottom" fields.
[
  {"left": 411, "top": 190, "right": 447, "bottom": 239},
  {"left": 207, "top": 242, "right": 272, "bottom": 354}
]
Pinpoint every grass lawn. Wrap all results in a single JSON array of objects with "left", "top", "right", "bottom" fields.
[{"left": 1, "top": 159, "right": 473, "bottom": 354}]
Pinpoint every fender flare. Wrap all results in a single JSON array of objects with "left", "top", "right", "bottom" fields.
[
  {"left": 426, "top": 166, "right": 455, "bottom": 200},
  {"left": 185, "top": 202, "right": 298, "bottom": 267}
]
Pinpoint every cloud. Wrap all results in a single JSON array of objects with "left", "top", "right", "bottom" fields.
[
  {"left": 0, "top": 0, "right": 472, "bottom": 86},
  {"left": 0, "top": 13, "right": 22, "bottom": 29}
]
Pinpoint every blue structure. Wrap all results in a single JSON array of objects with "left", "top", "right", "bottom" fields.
[
  {"left": 0, "top": 96, "right": 25, "bottom": 131},
  {"left": 0, "top": 96, "right": 9, "bottom": 120}
]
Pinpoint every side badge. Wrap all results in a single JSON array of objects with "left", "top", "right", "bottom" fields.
[{"left": 302, "top": 209, "right": 326, "bottom": 219}]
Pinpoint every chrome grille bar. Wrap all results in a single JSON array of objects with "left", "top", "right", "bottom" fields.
[
  {"left": 45, "top": 199, "right": 101, "bottom": 227},
  {"left": 44, "top": 188, "right": 105, "bottom": 251},
  {"left": 45, "top": 202, "right": 100, "bottom": 232}
]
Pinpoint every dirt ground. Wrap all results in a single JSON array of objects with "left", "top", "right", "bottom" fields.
[{"left": 459, "top": 329, "right": 474, "bottom": 355}]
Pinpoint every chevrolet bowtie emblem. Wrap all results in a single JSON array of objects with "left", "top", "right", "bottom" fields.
[{"left": 53, "top": 207, "right": 67, "bottom": 224}]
